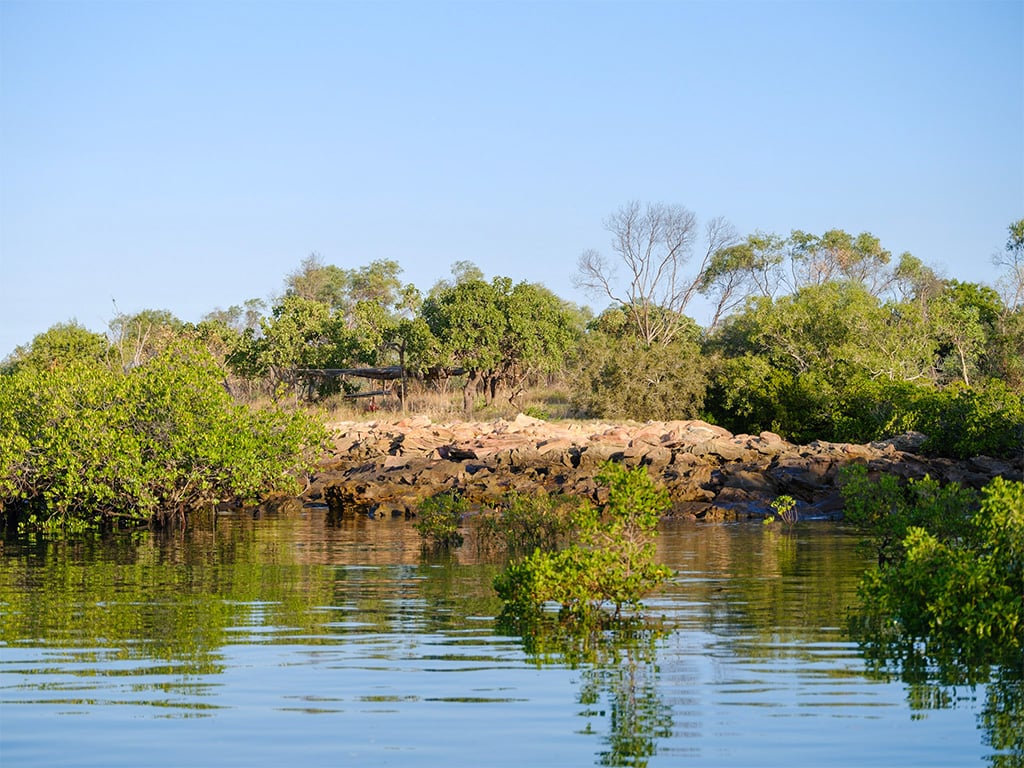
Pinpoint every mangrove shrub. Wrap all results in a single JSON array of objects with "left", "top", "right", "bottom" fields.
[
  {"left": 843, "top": 468, "right": 1023, "bottom": 666},
  {"left": 0, "top": 342, "right": 326, "bottom": 531},
  {"left": 494, "top": 462, "right": 672, "bottom": 621}
]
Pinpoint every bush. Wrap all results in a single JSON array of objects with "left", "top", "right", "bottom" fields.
[
  {"left": 571, "top": 333, "right": 707, "bottom": 421},
  {"left": 839, "top": 463, "right": 978, "bottom": 566},
  {"left": 852, "top": 475, "right": 1024, "bottom": 664},
  {"left": 916, "top": 381, "right": 1024, "bottom": 459},
  {"left": 0, "top": 342, "right": 326, "bottom": 531},
  {"left": 477, "top": 492, "right": 578, "bottom": 554},
  {"left": 494, "top": 463, "right": 672, "bottom": 621},
  {"left": 414, "top": 491, "right": 468, "bottom": 548}
]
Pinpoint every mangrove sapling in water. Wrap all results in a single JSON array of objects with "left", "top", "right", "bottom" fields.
[
  {"left": 494, "top": 462, "right": 672, "bottom": 622},
  {"left": 476, "top": 492, "right": 579, "bottom": 555},
  {"left": 414, "top": 490, "right": 468, "bottom": 549},
  {"left": 763, "top": 494, "right": 799, "bottom": 526}
]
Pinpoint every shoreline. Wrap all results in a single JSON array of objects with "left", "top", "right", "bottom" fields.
[{"left": 303, "top": 414, "right": 1023, "bottom": 521}]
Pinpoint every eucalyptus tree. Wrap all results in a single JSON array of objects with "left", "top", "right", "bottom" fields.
[
  {"left": 994, "top": 218, "right": 1024, "bottom": 312},
  {"left": 928, "top": 281, "right": 1005, "bottom": 387},
  {"left": 284, "top": 253, "right": 350, "bottom": 311},
  {"left": 107, "top": 308, "right": 185, "bottom": 371},
  {"left": 700, "top": 229, "right": 905, "bottom": 331},
  {"left": 576, "top": 201, "right": 737, "bottom": 344},
  {"left": 698, "top": 231, "right": 788, "bottom": 329},
  {"left": 786, "top": 229, "right": 894, "bottom": 295}
]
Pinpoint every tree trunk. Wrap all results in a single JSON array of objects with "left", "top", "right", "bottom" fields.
[{"left": 463, "top": 371, "right": 481, "bottom": 413}]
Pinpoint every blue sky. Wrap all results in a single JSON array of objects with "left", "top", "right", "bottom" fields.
[{"left": 1, "top": 0, "right": 1021, "bottom": 358}]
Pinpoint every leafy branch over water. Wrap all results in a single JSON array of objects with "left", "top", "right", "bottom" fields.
[{"left": 842, "top": 467, "right": 1024, "bottom": 766}]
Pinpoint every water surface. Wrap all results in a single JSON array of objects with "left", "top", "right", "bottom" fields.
[{"left": 0, "top": 509, "right": 1007, "bottom": 766}]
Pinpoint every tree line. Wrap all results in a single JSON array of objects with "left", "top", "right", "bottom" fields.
[{"left": 5, "top": 208, "right": 1023, "bottom": 462}]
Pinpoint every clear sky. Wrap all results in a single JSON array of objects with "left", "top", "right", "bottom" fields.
[{"left": 1, "top": 0, "right": 1022, "bottom": 358}]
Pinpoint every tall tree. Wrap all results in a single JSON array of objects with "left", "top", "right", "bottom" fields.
[
  {"left": 237, "top": 295, "right": 355, "bottom": 398},
  {"left": 421, "top": 277, "right": 578, "bottom": 412},
  {"left": 108, "top": 308, "right": 184, "bottom": 371},
  {"left": 576, "top": 201, "right": 736, "bottom": 344},
  {"left": 420, "top": 279, "right": 506, "bottom": 412},
  {"left": 787, "top": 229, "right": 893, "bottom": 295},
  {"left": 284, "top": 253, "right": 350, "bottom": 310},
  {"left": 495, "top": 280, "right": 578, "bottom": 406},
  {"left": 699, "top": 231, "right": 787, "bottom": 329}
]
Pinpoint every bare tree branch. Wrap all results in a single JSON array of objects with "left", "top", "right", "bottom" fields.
[{"left": 577, "top": 201, "right": 713, "bottom": 344}]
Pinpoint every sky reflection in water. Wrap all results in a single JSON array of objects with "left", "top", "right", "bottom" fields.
[{"left": 0, "top": 512, "right": 1003, "bottom": 767}]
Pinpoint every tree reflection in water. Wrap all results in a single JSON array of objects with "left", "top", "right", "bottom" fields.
[
  {"left": 852, "top": 618, "right": 1023, "bottom": 768},
  {"left": 501, "top": 615, "right": 673, "bottom": 767}
]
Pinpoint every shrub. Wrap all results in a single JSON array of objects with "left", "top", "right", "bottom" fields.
[
  {"left": 414, "top": 491, "right": 468, "bottom": 548},
  {"left": 494, "top": 463, "right": 672, "bottom": 621},
  {"left": 477, "top": 492, "right": 578, "bottom": 554},
  {"left": 0, "top": 342, "right": 326, "bottom": 531},
  {"left": 839, "top": 463, "right": 978, "bottom": 566},
  {"left": 853, "top": 476, "right": 1024, "bottom": 664},
  {"left": 917, "top": 381, "right": 1024, "bottom": 459},
  {"left": 571, "top": 332, "right": 707, "bottom": 421}
]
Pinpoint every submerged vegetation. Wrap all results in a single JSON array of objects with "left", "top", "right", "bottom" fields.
[
  {"left": 492, "top": 463, "right": 673, "bottom": 623},
  {"left": 413, "top": 490, "right": 468, "bottom": 549},
  {"left": 843, "top": 469, "right": 1023, "bottom": 665}
]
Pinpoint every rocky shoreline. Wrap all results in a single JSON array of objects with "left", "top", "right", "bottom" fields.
[{"left": 304, "top": 414, "right": 1022, "bottom": 521}]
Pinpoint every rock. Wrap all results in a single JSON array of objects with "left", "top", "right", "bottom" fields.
[
  {"left": 722, "top": 469, "right": 778, "bottom": 496},
  {"left": 577, "top": 443, "right": 623, "bottom": 468},
  {"left": 870, "top": 431, "right": 928, "bottom": 453},
  {"left": 309, "top": 418, "right": 1016, "bottom": 522},
  {"left": 438, "top": 445, "right": 478, "bottom": 461},
  {"left": 688, "top": 437, "right": 752, "bottom": 462},
  {"left": 510, "top": 413, "right": 547, "bottom": 431}
]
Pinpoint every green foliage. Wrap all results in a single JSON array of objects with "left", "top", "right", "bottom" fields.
[
  {"left": 847, "top": 474, "right": 1023, "bottom": 768},
  {"left": 108, "top": 308, "right": 184, "bottom": 370},
  {"left": 829, "top": 377, "right": 928, "bottom": 444},
  {"left": 231, "top": 294, "right": 359, "bottom": 398},
  {"left": 839, "top": 463, "right": 978, "bottom": 566},
  {"left": 572, "top": 308, "right": 707, "bottom": 420},
  {"left": 851, "top": 475, "right": 1023, "bottom": 673},
  {"left": 705, "top": 278, "right": 1024, "bottom": 455},
  {"left": 2, "top": 321, "right": 111, "bottom": 374},
  {"left": 414, "top": 491, "right": 468, "bottom": 548},
  {"left": 477, "top": 492, "right": 579, "bottom": 554},
  {"left": 916, "top": 380, "right": 1024, "bottom": 459},
  {"left": 422, "top": 276, "right": 579, "bottom": 411},
  {"left": 494, "top": 463, "right": 672, "bottom": 621},
  {"left": 0, "top": 342, "right": 327, "bottom": 531},
  {"left": 763, "top": 494, "right": 798, "bottom": 525}
]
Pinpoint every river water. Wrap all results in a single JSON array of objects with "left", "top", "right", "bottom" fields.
[{"left": 0, "top": 506, "right": 1012, "bottom": 767}]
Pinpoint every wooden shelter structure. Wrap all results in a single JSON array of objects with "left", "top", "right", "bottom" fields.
[{"left": 295, "top": 366, "right": 407, "bottom": 412}]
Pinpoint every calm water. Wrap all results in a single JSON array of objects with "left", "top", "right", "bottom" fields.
[{"left": 0, "top": 507, "right": 1011, "bottom": 767}]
